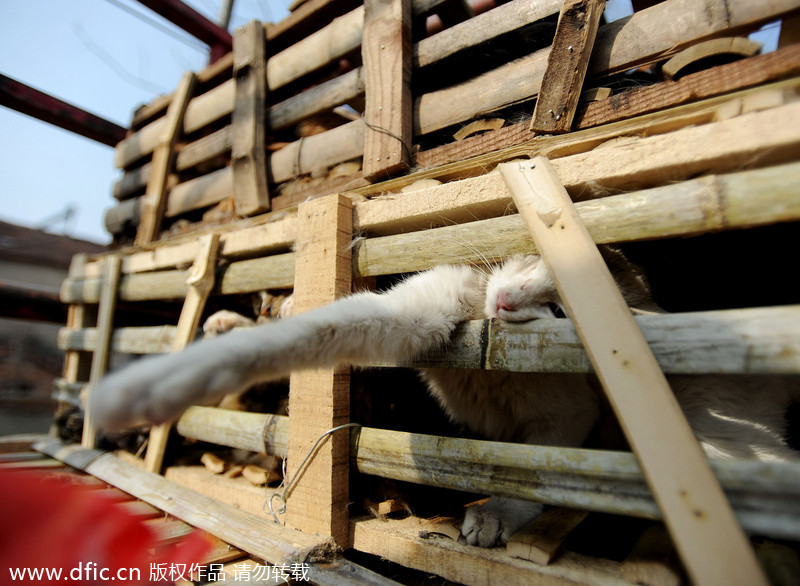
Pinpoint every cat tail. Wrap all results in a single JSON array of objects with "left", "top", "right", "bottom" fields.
[{"left": 90, "top": 264, "right": 484, "bottom": 430}]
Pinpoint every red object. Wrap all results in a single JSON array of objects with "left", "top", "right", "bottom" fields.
[
  {"left": 0, "top": 74, "right": 127, "bottom": 147},
  {"left": 135, "top": 0, "right": 233, "bottom": 64},
  {"left": 0, "top": 470, "right": 211, "bottom": 585}
]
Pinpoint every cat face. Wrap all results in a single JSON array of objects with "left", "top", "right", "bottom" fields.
[{"left": 484, "top": 255, "right": 567, "bottom": 322}]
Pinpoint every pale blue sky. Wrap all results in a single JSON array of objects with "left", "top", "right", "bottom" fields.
[
  {"left": 1, "top": 0, "right": 292, "bottom": 243},
  {"left": 0, "top": 0, "right": 779, "bottom": 244}
]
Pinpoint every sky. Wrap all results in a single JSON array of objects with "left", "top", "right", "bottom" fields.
[
  {"left": 1, "top": 0, "right": 292, "bottom": 244},
  {"left": 0, "top": 0, "right": 780, "bottom": 245}
]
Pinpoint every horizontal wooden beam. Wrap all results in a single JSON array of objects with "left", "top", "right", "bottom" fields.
[
  {"left": 58, "top": 305, "right": 800, "bottom": 375},
  {"left": 174, "top": 408, "right": 800, "bottom": 539},
  {"left": 66, "top": 158, "right": 800, "bottom": 302}
]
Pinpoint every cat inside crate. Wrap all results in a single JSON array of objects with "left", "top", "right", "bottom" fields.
[{"left": 91, "top": 238, "right": 799, "bottom": 547}]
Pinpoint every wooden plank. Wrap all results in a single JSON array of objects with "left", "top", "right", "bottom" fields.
[
  {"left": 530, "top": 0, "right": 606, "bottom": 133},
  {"left": 35, "top": 440, "right": 337, "bottom": 566},
  {"left": 145, "top": 233, "right": 220, "bottom": 474},
  {"left": 82, "top": 255, "right": 122, "bottom": 448},
  {"left": 66, "top": 155, "right": 800, "bottom": 306},
  {"left": 135, "top": 71, "right": 196, "bottom": 245},
  {"left": 165, "top": 465, "right": 267, "bottom": 517},
  {"left": 231, "top": 21, "right": 270, "bottom": 216},
  {"left": 286, "top": 194, "right": 353, "bottom": 547},
  {"left": 507, "top": 508, "right": 589, "bottom": 565},
  {"left": 499, "top": 157, "right": 767, "bottom": 586},
  {"left": 361, "top": 0, "right": 413, "bottom": 180},
  {"left": 112, "top": 0, "right": 798, "bottom": 175},
  {"left": 351, "top": 516, "right": 630, "bottom": 586}
]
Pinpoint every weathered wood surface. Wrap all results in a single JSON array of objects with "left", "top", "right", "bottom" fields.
[
  {"left": 507, "top": 508, "right": 589, "bottom": 565},
  {"left": 100, "top": 84, "right": 800, "bottom": 278},
  {"left": 110, "top": 49, "right": 800, "bottom": 228},
  {"left": 61, "top": 305, "right": 800, "bottom": 375},
  {"left": 501, "top": 157, "right": 766, "bottom": 586},
  {"left": 81, "top": 255, "right": 121, "bottom": 449},
  {"left": 353, "top": 157, "right": 800, "bottom": 277},
  {"left": 65, "top": 157, "right": 800, "bottom": 304},
  {"left": 175, "top": 407, "right": 800, "bottom": 540},
  {"left": 144, "top": 233, "right": 219, "bottom": 474},
  {"left": 530, "top": 0, "right": 606, "bottom": 133},
  {"left": 416, "top": 48, "right": 800, "bottom": 168},
  {"left": 286, "top": 194, "right": 354, "bottom": 546},
  {"left": 135, "top": 71, "right": 196, "bottom": 245},
  {"left": 361, "top": 0, "right": 413, "bottom": 179},
  {"left": 113, "top": 0, "right": 796, "bottom": 184},
  {"left": 231, "top": 21, "right": 270, "bottom": 216},
  {"left": 34, "top": 439, "right": 337, "bottom": 566},
  {"left": 415, "top": 0, "right": 797, "bottom": 136},
  {"left": 352, "top": 516, "right": 630, "bottom": 586}
]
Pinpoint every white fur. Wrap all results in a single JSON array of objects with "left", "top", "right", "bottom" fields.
[{"left": 90, "top": 252, "right": 799, "bottom": 547}]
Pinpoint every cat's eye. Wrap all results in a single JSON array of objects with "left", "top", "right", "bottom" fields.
[{"left": 548, "top": 303, "right": 567, "bottom": 319}]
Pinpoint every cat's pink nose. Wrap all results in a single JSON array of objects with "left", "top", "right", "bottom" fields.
[{"left": 496, "top": 290, "right": 516, "bottom": 313}]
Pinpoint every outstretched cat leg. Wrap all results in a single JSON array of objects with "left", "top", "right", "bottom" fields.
[{"left": 90, "top": 264, "right": 485, "bottom": 430}]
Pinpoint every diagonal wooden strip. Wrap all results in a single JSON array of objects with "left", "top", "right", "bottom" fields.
[
  {"left": 145, "top": 233, "right": 221, "bottom": 474},
  {"left": 81, "top": 255, "right": 122, "bottom": 449},
  {"left": 530, "top": 0, "right": 606, "bottom": 133},
  {"left": 499, "top": 157, "right": 767, "bottom": 586},
  {"left": 135, "top": 71, "right": 196, "bottom": 245}
]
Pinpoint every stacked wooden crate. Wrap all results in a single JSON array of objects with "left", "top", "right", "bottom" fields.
[{"left": 44, "top": 0, "right": 800, "bottom": 584}]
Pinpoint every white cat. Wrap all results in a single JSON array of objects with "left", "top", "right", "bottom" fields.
[{"left": 90, "top": 249, "right": 798, "bottom": 547}]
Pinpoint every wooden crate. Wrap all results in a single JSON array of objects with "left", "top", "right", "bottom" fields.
[{"left": 45, "top": 1, "right": 800, "bottom": 584}]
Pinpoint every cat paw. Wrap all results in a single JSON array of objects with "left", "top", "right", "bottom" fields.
[
  {"left": 203, "top": 310, "right": 255, "bottom": 336},
  {"left": 277, "top": 294, "right": 295, "bottom": 318},
  {"left": 461, "top": 498, "right": 543, "bottom": 547}
]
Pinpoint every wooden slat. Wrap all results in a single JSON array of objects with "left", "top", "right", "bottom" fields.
[
  {"left": 530, "top": 0, "right": 606, "bottom": 133},
  {"left": 67, "top": 154, "right": 800, "bottom": 305},
  {"left": 135, "top": 71, "right": 196, "bottom": 245},
  {"left": 351, "top": 516, "right": 629, "bottom": 586},
  {"left": 176, "top": 408, "right": 800, "bottom": 540},
  {"left": 145, "top": 233, "right": 220, "bottom": 474},
  {"left": 286, "top": 194, "right": 354, "bottom": 547},
  {"left": 507, "top": 508, "right": 589, "bottom": 565},
  {"left": 81, "top": 255, "right": 122, "bottom": 449},
  {"left": 499, "top": 157, "right": 767, "bottom": 586},
  {"left": 361, "top": 0, "right": 413, "bottom": 180},
  {"left": 231, "top": 21, "right": 270, "bottom": 216}
]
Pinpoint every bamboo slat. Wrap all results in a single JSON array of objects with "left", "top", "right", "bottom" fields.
[
  {"left": 174, "top": 408, "right": 800, "bottom": 539},
  {"left": 98, "top": 83, "right": 800, "bottom": 280},
  {"left": 63, "top": 160, "right": 800, "bottom": 304},
  {"left": 59, "top": 306, "right": 800, "bottom": 374}
]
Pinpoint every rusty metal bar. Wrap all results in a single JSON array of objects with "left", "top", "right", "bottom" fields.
[{"left": 0, "top": 74, "right": 127, "bottom": 147}]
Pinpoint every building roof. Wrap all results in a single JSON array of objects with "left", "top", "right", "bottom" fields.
[{"left": 0, "top": 219, "right": 106, "bottom": 269}]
